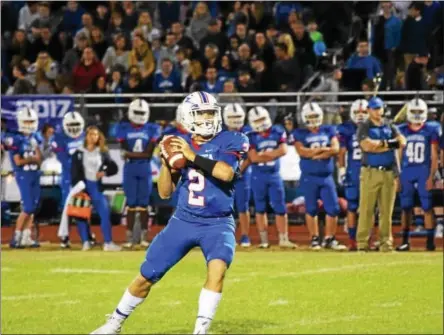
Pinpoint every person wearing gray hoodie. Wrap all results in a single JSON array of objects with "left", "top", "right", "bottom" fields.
[{"left": 189, "top": 2, "right": 212, "bottom": 46}]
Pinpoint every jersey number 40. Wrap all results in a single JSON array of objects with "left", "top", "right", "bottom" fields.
[{"left": 406, "top": 142, "right": 425, "bottom": 163}]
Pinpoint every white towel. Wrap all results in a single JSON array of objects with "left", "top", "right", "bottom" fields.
[{"left": 57, "top": 181, "right": 86, "bottom": 238}]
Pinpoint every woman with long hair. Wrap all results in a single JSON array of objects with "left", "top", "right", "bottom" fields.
[
  {"left": 184, "top": 59, "right": 204, "bottom": 92},
  {"left": 189, "top": 2, "right": 212, "bottom": 44},
  {"left": 128, "top": 34, "right": 155, "bottom": 83},
  {"left": 278, "top": 33, "right": 296, "bottom": 58},
  {"left": 102, "top": 33, "right": 130, "bottom": 72},
  {"left": 71, "top": 126, "right": 120, "bottom": 251},
  {"left": 91, "top": 26, "right": 108, "bottom": 60},
  {"left": 136, "top": 10, "right": 161, "bottom": 43}
]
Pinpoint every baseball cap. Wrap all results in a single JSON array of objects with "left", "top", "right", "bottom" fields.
[{"left": 368, "top": 97, "right": 384, "bottom": 109}]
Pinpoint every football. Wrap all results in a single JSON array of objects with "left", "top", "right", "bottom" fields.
[{"left": 160, "top": 135, "right": 187, "bottom": 170}]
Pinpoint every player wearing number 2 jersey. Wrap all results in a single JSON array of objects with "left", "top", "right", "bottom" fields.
[
  {"left": 396, "top": 99, "right": 442, "bottom": 251},
  {"left": 291, "top": 103, "right": 345, "bottom": 251},
  {"left": 247, "top": 106, "right": 295, "bottom": 249},
  {"left": 338, "top": 99, "right": 369, "bottom": 250},
  {"left": 91, "top": 91, "right": 248, "bottom": 335},
  {"left": 7, "top": 107, "right": 42, "bottom": 248},
  {"left": 116, "top": 99, "right": 161, "bottom": 248}
]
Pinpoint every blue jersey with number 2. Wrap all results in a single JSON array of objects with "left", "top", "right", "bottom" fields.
[
  {"left": 175, "top": 130, "right": 249, "bottom": 223},
  {"left": 338, "top": 121, "right": 361, "bottom": 181}
]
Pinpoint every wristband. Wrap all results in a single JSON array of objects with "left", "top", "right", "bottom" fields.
[
  {"left": 387, "top": 138, "right": 400, "bottom": 149},
  {"left": 194, "top": 155, "right": 217, "bottom": 175}
]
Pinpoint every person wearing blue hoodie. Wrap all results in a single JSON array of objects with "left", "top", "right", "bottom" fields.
[
  {"left": 60, "top": 1, "right": 85, "bottom": 38},
  {"left": 346, "top": 38, "right": 382, "bottom": 80},
  {"left": 200, "top": 67, "right": 224, "bottom": 94}
]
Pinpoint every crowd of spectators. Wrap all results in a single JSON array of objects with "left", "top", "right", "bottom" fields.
[{"left": 1, "top": 1, "right": 443, "bottom": 107}]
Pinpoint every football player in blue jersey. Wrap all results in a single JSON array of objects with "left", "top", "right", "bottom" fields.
[
  {"left": 8, "top": 107, "right": 42, "bottom": 248},
  {"left": 117, "top": 99, "right": 161, "bottom": 249},
  {"left": 223, "top": 103, "right": 252, "bottom": 247},
  {"left": 91, "top": 91, "right": 249, "bottom": 335},
  {"left": 292, "top": 103, "right": 346, "bottom": 251},
  {"left": 247, "top": 106, "right": 295, "bottom": 249},
  {"left": 396, "top": 99, "right": 442, "bottom": 251},
  {"left": 338, "top": 99, "right": 369, "bottom": 250}
]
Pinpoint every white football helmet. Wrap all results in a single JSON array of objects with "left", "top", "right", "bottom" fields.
[
  {"left": 17, "top": 106, "right": 38, "bottom": 134},
  {"left": 224, "top": 103, "right": 245, "bottom": 130},
  {"left": 128, "top": 98, "right": 150, "bottom": 125},
  {"left": 63, "top": 111, "right": 85, "bottom": 138},
  {"left": 350, "top": 99, "right": 369, "bottom": 124},
  {"left": 301, "top": 102, "right": 323, "bottom": 128},
  {"left": 248, "top": 106, "right": 272, "bottom": 132},
  {"left": 407, "top": 98, "right": 428, "bottom": 124},
  {"left": 181, "top": 91, "right": 222, "bottom": 137}
]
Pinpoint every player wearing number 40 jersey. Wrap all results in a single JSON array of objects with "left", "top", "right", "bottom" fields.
[
  {"left": 116, "top": 99, "right": 161, "bottom": 248},
  {"left": 7, "top": 107, "right": 42, "bottom": 248},
  {"left": 91, "top": 91, "right": 249, "bottom": 335},
  {"left": 291, "top": 102, "right": 346, "bottom": 251},
  {"left": 338, "top": 99, "right": 369, "bottom": 250},
  {"left": 396, "top": 99, "right": 442, "bottom": 252}
]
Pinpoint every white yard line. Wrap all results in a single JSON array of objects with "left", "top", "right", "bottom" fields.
[
  {"left": 51, "top": 268, "right": 132, "bottom": 274},
  {"left": 269, "top": 299, "right": 289, "bottom": 306},
  {"left": 2, "top": 293, "right": 67, "bottom": 301}
]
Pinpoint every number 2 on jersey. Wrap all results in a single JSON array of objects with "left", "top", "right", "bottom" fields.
[{"left": 188, "top": 169, "right": 205, "bottom": 206}]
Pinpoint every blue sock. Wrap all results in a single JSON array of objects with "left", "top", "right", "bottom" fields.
[
  {"left": 348, "top": 227, "right": 357, "bottom": 241},
  {"left": 76, "top": 220, "right": 90, "bottom": 243}
]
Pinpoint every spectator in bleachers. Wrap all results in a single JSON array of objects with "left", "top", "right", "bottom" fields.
[
  {"left": 128, "top": 34, "right": 155, "bottom": 84},
  {"left": 153, "top": 58, "right": 182, "bottom": 93},
  {"left": 345, "top": 38, "right": 382, "bottom": 80},
  {"left": 227, "top": 35, "right": 241, "bottom": 61},
  {"left": 237, "top": 43, "right": 252, "bottom": 73},
  {"left": 18, "top": 1, "right": 40, "bottom": 32},
  {"left": 90, "top": 26, "right": 108, "bottom": 61},
  {"left": 9, "top": 29, "right": 31, "bottom": 68},
  {"left": 60, "top": 1, "right": 85, "bottom": 38},
  {"left": 123, "top": 73, "right": 144, "bottom": 95},
  {"left": 361, "top": 78, "right": 376, "bottom": 100},
  {"left": 251, "top": 31, "right": 275, "bottom": 69},
  {"left": 184, "top": 59, "right": 204, "bottom": 92},
  {"left": 278, "top": 33, "right": 295, "bottom": 58},
  {"left": 72, "top": 47, "right": 106, "bottom": 92},
  {"left": 405, "top": 52, "right": 429, "bottom": 90},
  {"left": 218, "top": 54, "right": 236, "bottom": 83},
  {"left": 106, "top": 67, "right": 124, "bottom": 95},
  {"left": 423, "top": 1, "right": 441, "bottom": 31},
  {"left": 122, "top": 1, "right": 138, "bottom": 31},
  {"left": 158, "top": 1, "right": 181, "bottom": 31},
  {"left": 77, "top": 12, "right": 95, "bottom": 41},
  {"left": 175, "top": 48, "right": 190, "bottom": 89},
  {"left": 237, "top": 69, "right": 256, "bottom": 98},
  {"left": 156, "top": 31, "right": 179, "bottom": 70},
  {"left": 201, "top": 66, "right": 223, "bottom": 94},
  {"left": 200, "top": 18, "right": 228, "bottom": 55},
  {"left": 35, "top": 68, "right": 56, "bottom": 94},
  {"left": 218, "top": 79, "right": 245, "bottom": 105},
  {"left": 28, "top": 2, "right": 57, "bottom": 42},
  {"left": 9, "top": 64, "right": 34, "bottom": 95},
  {"left": 94, "top": 4, "right": 109, "bottom": 32},
  {"left": 102, "top": 33, "right": 129, "bottom": 73},
  {"left": 26, "top": 51, "right": 58, "bottom": 87},
  {"left": 171, "top": 22, "right": 195, "bottom": 59},
  {"left": 372, "top": 1, "right": 402, "bottom": 90},
  {"left": 252, "top": 55, "right": 275, "bottom": 94},
  {"left": 273, "top": 42, "right": 301, "bottom": 92},
  {"left": 136, "top": 10, "right": 161, "bottom": 44},
  {"left": 266, "top": 23, "right": 279, "bottom": 45},
  {"left": 400, "top": 2, "right": 428, "bottom": 70},
  {"left": 30, "top": 24, "right": 63, "bottom": 63},
  {"left": 307, "top": 19, "right": 324, "bottom": 43},
  {"left": 107, "top": 11, "right": 127, "bottom": 45},
  {"left": 189, "top": 2, "right": 212, "bottom": 45},
  {"left": 290, "top": 21, "right": 316, "bottom": 69},
  {"left": 62, "top": 32, "right": 89, "bottom": 74},
  {"left": 202, "top": 43, "right": 220, "bottom": 71},
  {"left": 274, "top": 1, "right": 303, "bottom": 30},
  {"left": 234, "top": 22, "right": 248, "bottom": 44}
]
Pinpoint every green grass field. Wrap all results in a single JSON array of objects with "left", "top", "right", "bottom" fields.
[{"left": 2, "top": 248, "right": 443, "bottom": 334}]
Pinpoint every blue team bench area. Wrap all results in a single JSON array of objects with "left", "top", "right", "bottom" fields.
[{"left": 2, "top": 180, "right": 443, "bottom": 228}]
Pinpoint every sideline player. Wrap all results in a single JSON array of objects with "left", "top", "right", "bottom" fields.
[
  {"left": 247, "top": 106, "right": 295, "bottom": 248},
  {"left": 117, "top": 99, "right": 160, "bottom": 248},
  {"left": 338, "top": 99, "right": 369, "bottom": 250},
  {"left": 51, "top": 111, "right": 89, "bottom": 248},
  {"left": 8, "top": 107, "right": 42, "bottom": 248},
  {"left": 162, "top": 103, "right": 188, "bottom": 137},
  {"left": 91, "top": 91, "right": 249, "bottom": 335},
  {"left": 291, "top": 102, "right": 346, "bottom": 250},
  {"left": 223, "top": 103, "right": 252, "bottom": 247},
  {"left": 396, "top": 98, "right": 441, "bottom": 251}
]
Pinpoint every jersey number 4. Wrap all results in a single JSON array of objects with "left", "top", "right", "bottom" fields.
[
  {"left": 133, "top": 139, "right": 144, "bottom": 152},
  {"left": 188, "top": 169, "right": 205, "bottom": 206},
  {"left": 406, "top": 142, "right": 425, "bottom": 163}
]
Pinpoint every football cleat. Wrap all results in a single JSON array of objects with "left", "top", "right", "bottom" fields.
[
  {"left": 279, "top": 240, "right": 297, "bottom": 249},
  {"left": 82, "top": 241, "right": 92, "bottom": 251},
  {"left": 103, "top": 242, "right": 122, "bottom": 252},
  {"left": 323, "top": 237, "right": 347, "bottom": 251},
  {"left": 310, "top": 236, "right": 321, "bottom": 250},
  {"left": 122, "top": 242, "right": 133, "bottom": 249},
  {"left": 60, "top": 237, "right": 71, "bottom": 249},
  {"left": 239, "top": 235, "right": 251, "bottom": 247},
  {"left": 90, "top": 315, "right": 123, "bottom": 335},
  {"left": 140, "top": 240, "right": 150, "bottom": 248},
  {"left": 259, "top": 242, "right": 270, "bottom": 249},
  {"left": 395, "top": 243, "right": 410, "bottom": 252}
]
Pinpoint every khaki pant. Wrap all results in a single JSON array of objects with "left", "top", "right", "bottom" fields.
[{"left": 357, "top": 167, "right": 396, "bottom": 251}]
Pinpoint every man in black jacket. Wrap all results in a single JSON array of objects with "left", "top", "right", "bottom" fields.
[
  {"left": 290, "top": 20, "right": 316, "bottom": 68},
  {"left": 405, "top": 52, "right": 429, "bottom": 90},
  {"left": 272, "top": 42, "right": 301, "bottom": 92},
  {"left": 251, "top": 55, "right": 275, "bottom": 94},
  {"left": 199, "top": 18, "right": 228, "bottom": 55}
]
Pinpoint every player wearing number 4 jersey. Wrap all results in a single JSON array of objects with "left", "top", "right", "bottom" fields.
[
  {"left": 396, "top": 98, "right": 442, "bottom": 251},
  {"left": 338, "top": 99, "right": 369, "bottom": 250},
  {"left": 116, "top": 99, "right": 161, "bottom": 248},
  {"left": 91, "top": 91, "right": 248, "bottom": 335},
  {"left": 291, "top": 103, "right": 346, "bottom": 251},
  {"left": 7, "top": 107, "right": 42, "bottom": 248}
]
